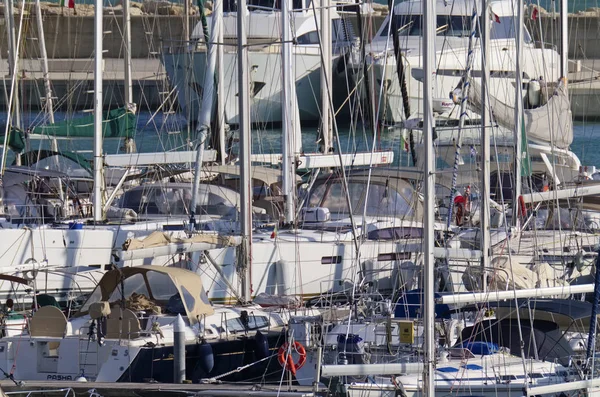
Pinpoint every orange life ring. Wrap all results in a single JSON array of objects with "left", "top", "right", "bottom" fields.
[{"left": 277, "top": 341, "right": 307, "bottom": 375}]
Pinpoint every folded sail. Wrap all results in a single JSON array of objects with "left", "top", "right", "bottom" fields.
[
  {"left": 31, "top": 106, "right": 135, "bottom": 139},
  {"left": 466, "top": 78, "right": 572, "bottom": 149}
]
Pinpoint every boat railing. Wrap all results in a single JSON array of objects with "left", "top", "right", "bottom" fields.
[
  {"left": 5, "top": 388, "right": 78, "bottom": 396},
  {"left": 533, "top": 40, "right": 558, "bottom": 51}
]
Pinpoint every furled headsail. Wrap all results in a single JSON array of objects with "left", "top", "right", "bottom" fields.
[{"left": 464, "top": 77, "right": 572, "bottom": 149}]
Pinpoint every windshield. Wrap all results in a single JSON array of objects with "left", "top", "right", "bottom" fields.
[
  {"left": 379, "top": 14, "right": 532, "bottom": 42},
  {"left": 119, "top": 185, "right": 237, "bottom": 217},
  {"left": 306, "top": 181, "right": 415, "bottom": 218}
]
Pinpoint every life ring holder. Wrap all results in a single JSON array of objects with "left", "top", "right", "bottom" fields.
[{"left": 277, "top": 341, "right": 306, "bottom": 376}]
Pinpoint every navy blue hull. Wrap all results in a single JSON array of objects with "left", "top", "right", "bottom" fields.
[{"left": 117, "top": 332, "right": 286, "bottom": 383}]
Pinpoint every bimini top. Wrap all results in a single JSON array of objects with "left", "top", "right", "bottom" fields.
[{"left": 77, "top": 266, "right": 214, "bottom": 324}]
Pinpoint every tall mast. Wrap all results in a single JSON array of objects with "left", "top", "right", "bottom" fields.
[
  {"left": 238, "top": 0, "right": 252, "bottom": 302},
  {"left": 217, "top": 3, "right": 226, "bottom": 165},
  {"left": 35, "top": 0, "right": 55, "bottom": 125},
  {"left": 123, "top": 0, "right": 133, "bottom": 105},
  {"left": 319, "top": 0, "right": 331, "bottom": 154},
  {"left": 281, "top": 0, "right": 297, "bottom": 224},
  {"left": 422, "top": 0, "right": 435, "bottom": 394},
  {"left": 190, "top": 0, "right": 220, "bottom": 227},
  {"left": 93, "top": 0, "right": 104, "bottom": 222},
  {"left": 4, "top": 0, "right": 20, "bottom": 130},
  {"left": 559, "top": 0, "right": 568, "bottom": 77},
  {"left": 480, "top": 0, "right": 491, "bottom": 285},
  {"left": 513, "top": 0, "right": 523, "bottom": 226}
]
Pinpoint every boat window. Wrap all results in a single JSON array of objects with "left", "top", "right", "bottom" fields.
[
  {"left": 248, "top": 0, "right": 275, "bottom": 9},
  {"left": 155, "top": 188, "right": 191, "bottom": 215},
  {"left": 308, "top": 181, "right": 414, "bottom": 217},
  {"left": 180, "top": 286, "right": 196, "bottom": 311},
  {"left": 108, "top": 273, "right": 150, "bottom": 302},
  {"left": 145, "top": 271, "right": 179, "bottom": 301},
  {"left": 363, "top": 184, "right": 414, "bottom": 217},
  {"left": 79, "top": 285, "right": 103, "bottom": 314},
  {"left": 224, "top": 0, "right": 237, "bottom": 12},
  {"left": 249, "top": 315, "right": 270, "bottom": 328},
  {"left": 225, "top": 318, "right": 246, "bottom": 332},
  {"left": 296, "top": 30, "right": 320, "bottom": 45},
  {"left": 321, "top": 183, "right": 349, "bottom": 213},
  {"left": 368, "top": 227, "right": 423, "bottom": 240},
  {"left": 530, "top": 207, "right": 589, "bottom": 231},
  {"left": 491, "top": 17, "right": 532, "bottom": 43},
  {"left": 307, "top": 183, "right": 327, "bottom": 207},
  {"left": 379, "top": 14, "right": 531, "bottom": 43}
]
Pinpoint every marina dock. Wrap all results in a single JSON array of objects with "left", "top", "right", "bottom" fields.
[{"left": 0, "top": 380, "right": 320, "bottom": 397}]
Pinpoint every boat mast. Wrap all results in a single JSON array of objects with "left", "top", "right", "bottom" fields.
[
  {"left": 512, "top": 0, "right": 523, "bottom": 225},
  {"left": 560, "top": 0, "right": 568, "bottom": 77},
  {"left": 123, "top": 0, "right": 133, "bottom": 106},
  {"left": 422, "top": 0, "right": 435, "bottom": 394},
  {"left": 319, "top": 0, "right": 332, "bottom": 154},
  {"left": 217, "top": 7, "right": 226, "bottom": 165},
  {"left": 93, "top": 0, "right": 104, "bottom": 223},
  {"left": 282, "top": 0, "right": 298, "bottom": 224},
  {"left": 34, "top": 0, "right": 55, "bottom": 126},
  {"left": 189, "top": 0, "right": 220, "bottom": 228},
  {"left": 480, "top": 0, "right": 491, "bottom": 288},
  {"left": 238, "top": 0, "right": 252, "bottom": 302},
  {"left": 4, "top": 0, "right": 20, "bottom": 131}
]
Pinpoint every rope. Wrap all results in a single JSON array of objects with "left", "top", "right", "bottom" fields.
[{"left": 200, "top": 353, "right": 277, "bottom": 383}]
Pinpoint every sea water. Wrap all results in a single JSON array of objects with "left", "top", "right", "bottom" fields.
[{"left": 2, "top": 111, "right": 600, "bottom": 169}]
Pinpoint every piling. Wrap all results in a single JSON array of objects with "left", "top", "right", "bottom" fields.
[{"left": 174, "top": 313, "right": 186, "bottom": 383}]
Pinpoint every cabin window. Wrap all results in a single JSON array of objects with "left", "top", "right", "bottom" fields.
[
  {"left": 368, "top": 227, "right": 423, "bottom": 240},
  {"left": 297, "top": 31, "right": 320, "bottom": 45},
  {"left": 146, "top": 271, "right": 179, "bottom": 301},
  {"left": 321, "top": 183, "right": 348, "bottom": 213},
  {"left": 180, "top": 286, "right": 196, "bottom": 311},
  {"left": 108, "top": 273, "right": 150, "bottom": 302},
  {"left": 248, "top": 0, "right": 275, "bottom": 9},
  {"left": 224, "top": 0, "right": 237, "bottom": 12},
  {"left": 379, "top": 14, "right": 531, "bottom": 43},
  {"left": 307, "top": 181, "right": 414, "bottom": 217}
]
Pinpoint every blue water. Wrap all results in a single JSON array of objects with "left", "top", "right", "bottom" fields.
[{"left": 4, "top": 111, "right": 600, "bottom": 168}]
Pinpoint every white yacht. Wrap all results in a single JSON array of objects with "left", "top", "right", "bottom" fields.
[
  {"left": 351, "top": 0, "right": 561, "bottom": 124},
  {"left": 162, "top": 0, "right": 354, "bottom": 125}
]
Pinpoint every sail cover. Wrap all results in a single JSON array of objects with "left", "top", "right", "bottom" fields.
[
  {"left": 466, "top": 78, "right": 573, "bottom": 149},
  {"left": 31, "top": 106, "right": 135, "bottom": 139}
]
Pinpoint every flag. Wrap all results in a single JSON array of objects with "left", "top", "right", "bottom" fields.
[
  {"left": 60, "top": 0, "right": 75, "bottom": 9},
  {"left": 400, "top": 131, "right": 409, "bottom": 152},
  {"left": 491, "top": 11, "right": 501, "bottom": 23},
  {"left": 531, "top": 6, "right": 539, "bottom": 20},
  {"left": 270, "top": 225, "right": 278, "bottom": 239}
]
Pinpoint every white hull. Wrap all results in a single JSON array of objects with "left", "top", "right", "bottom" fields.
[
  {"left": 355, "top": 37, "right": 560, "bottom": 124},
  {"left": 163, "top": 47, "right": 348, "bottom": 124}
]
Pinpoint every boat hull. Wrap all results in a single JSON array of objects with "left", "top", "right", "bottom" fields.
[{"left": 162, "top": 48, "right": 349, "bottom": 125}]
